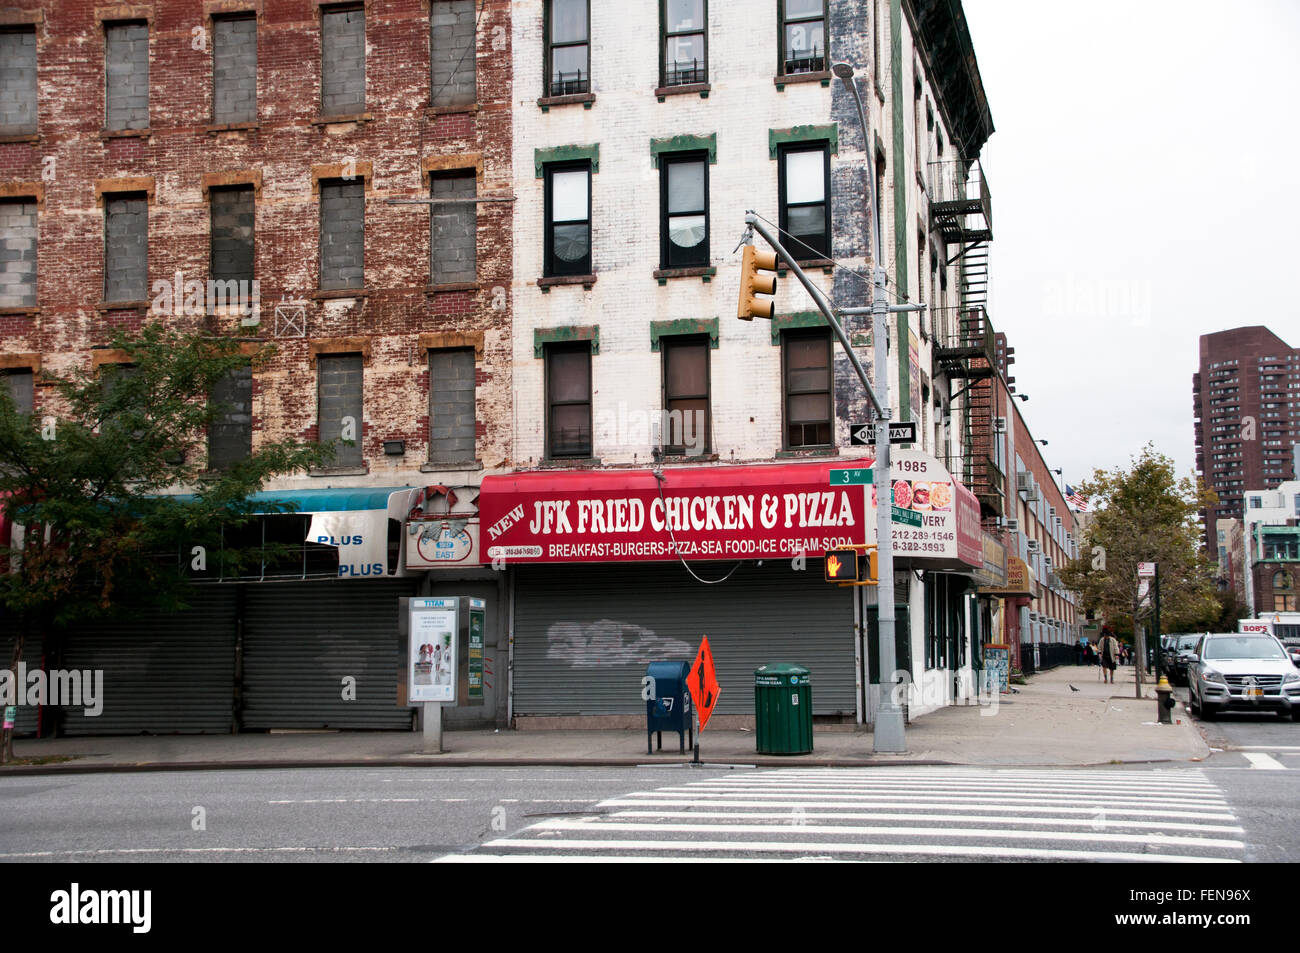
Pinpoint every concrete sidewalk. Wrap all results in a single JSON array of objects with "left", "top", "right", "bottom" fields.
[{"left": 2, "top": 662, "right": 1207, "bottom": 774}]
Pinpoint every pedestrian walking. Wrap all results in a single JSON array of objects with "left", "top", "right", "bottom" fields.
[{"left": 1098, "top": 626, "right": 1120, "bottom": 685}]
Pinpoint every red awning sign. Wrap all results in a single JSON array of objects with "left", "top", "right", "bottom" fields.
[{"left": 478, "top": 459, "right": 873, "bottom": 564}]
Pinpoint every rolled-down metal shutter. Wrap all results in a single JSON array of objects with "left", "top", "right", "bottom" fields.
[
  {"left": 62, "top": 586, "right": 239, "bottom": 735},
  {"left": 514, "top": 562, "right": 854, "bottom": 716},
  {"left": 1, "top": 611, "right": 45, "bottom": 738},
  {"left": 241, "top": 579, "right": 416, "bottom": 729}
]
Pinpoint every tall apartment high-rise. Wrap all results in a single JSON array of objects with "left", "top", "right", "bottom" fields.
[{"left": 1194, "top": 326, "right": 1300, "bottom": 551}]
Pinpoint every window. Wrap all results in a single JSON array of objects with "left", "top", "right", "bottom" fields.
[
  {"left": 779, "top": 143, "right": 830, "bottom": 260},
  {"left": 317, "top": 353, "right": 363, "bottom": 468},
  {"left": 428, "top": 348, "right": 476, "bottom": 465},
  {"left": 319, "top": 179, "right": 364, "bottom": 290},
  {"left": 0, "top": 199, "right": 37, "bottom": 308},
  {"left": 544, "top": 162, "right": 591, "bottom": 277},
  {"left": 321, "top": 5, "right": 365, "bottom": 117},
  {"left": 778, "top": 0, "right": 825, "bottom": 75},
  {"left": 1, "top": 368, "right": 33, "bottom": 416},
  {"left": 545, "top": 0, "right": 588, "bottom": 96},
  {"left": 104, "top": 192, "right": 148, "bottom": 303},
  {"left": 213, "top": 15, "right": 257, "bottom": 124},
  {"left": 661, "top": 0, "right": 706, "bottom": 87},
  {"left": 662, "top": 336, "right": 710, "bottom": 455},
  {"left": 431, "top": 171, "right": 476, "bottom": 284},
  {"left": 545, "top": 343, "right": 591, "bottom": 458},
  {"left": 660, "top": 153, "right": 708, "bottom": 269},
  {"left": 431, "top": 0, "right": 476, "bottom": 108},
  {"left": 208, "top": 363, "right": 252, "bottom": 471},
  {"left": 782, "top": 329, "right": 832, "bottom": 448},
  {"left": 1249, "top": 496, "right": 1262, "bottom": 508},
  {"left": 1275, "top": 572, "right": 1295, "bottom": 613},
  {"left": 210, "top": 185, "right": 255, "bottom": 289},
  {"left": 105, "top": 21, "right": 149, "bottom": 131},
  {"left": 0, "top": 27, "right": 37, "bottom": 135}
]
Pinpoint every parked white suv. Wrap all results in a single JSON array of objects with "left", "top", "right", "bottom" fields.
[{"left": 1188, "top": 633, "right": 1300, "bottom": 720}]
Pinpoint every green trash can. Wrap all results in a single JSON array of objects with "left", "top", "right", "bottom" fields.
[{"left": 754, "top": 663, "right": 813, "bottom": 755}]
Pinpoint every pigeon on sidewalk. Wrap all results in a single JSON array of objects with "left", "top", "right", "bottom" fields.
[{"left": 1069, "top": 684, "right": 1080, "bottom": 692}]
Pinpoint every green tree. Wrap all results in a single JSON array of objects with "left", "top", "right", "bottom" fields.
[
  {"left": 1058, "top": 444, "right": 1219, "bottom": 647},
  {"left": 0, "top": 324, "right": 329, "bottom": 760}
]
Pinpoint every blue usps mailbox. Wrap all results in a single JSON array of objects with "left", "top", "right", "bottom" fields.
[{"left": 645, "top": 660, "right": 693, "bottom": 755}]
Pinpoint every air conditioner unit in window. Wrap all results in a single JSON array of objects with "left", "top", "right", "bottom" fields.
[
  {"left": 1016, "top": 471, "right": 1037, "bottom": 497},
  {"left": 1001, "top": 518, "right": 1019, "bottom": 533},
  {"left": 1026, "top": 539, "right": 1040, "bottom": 553},
  {"left": 993, "top": 416, "right": 1007, "bottom": 433}
]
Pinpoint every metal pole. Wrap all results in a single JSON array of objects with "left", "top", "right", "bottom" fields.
[{"left": 833, "top": 61, "right": 905, "bottom": 752}]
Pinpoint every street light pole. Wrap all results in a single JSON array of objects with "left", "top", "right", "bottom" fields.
[{"left": 834, "top": 61, "right": 906, "bottom": 752}]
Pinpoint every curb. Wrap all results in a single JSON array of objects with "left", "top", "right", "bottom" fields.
[{"left": 0, "top": 754, "right": 1202, "bottom": 776}]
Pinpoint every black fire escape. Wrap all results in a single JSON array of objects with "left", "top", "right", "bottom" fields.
[{"left": 929, "top": 158, "right": 1000, "bottom": 522}]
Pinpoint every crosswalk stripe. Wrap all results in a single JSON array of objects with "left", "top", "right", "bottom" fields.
[
  {"left": 598, "top": 798, "right": 1236, "bottom": 821},
  {"left": 471, "top": 837, "right": 1239, "bottom": 864},
  {"left": 1243, "top": 752, "right": 1286, "bottom": 770},
  {"left": 607, "top": 809, "right": 1244, "bottom": 835},
  {"left": 529, "top": 817, "right": 1244, "bottom": 851},
  {"left": 438, "top": 766, "right": 1244, "bottom": 864}
]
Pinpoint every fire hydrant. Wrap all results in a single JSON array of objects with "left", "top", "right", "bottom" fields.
[{"left": 1155, "top": 676, "right": 1176, "bottom": 724}]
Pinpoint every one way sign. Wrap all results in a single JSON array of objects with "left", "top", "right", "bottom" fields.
[{"left": 851, "top": 421, "right": 917, "bottom": 445}]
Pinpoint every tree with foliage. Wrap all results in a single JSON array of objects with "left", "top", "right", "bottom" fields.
[
  {"left": 1058, "top": 445, "right": 1220, "bottom": 663},
  {"left": 0, "top": 324, "right": 328, "bottom": 761}
]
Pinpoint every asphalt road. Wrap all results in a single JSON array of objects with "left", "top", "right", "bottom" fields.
[{"left": 1, "top": 758, "right": 1298, "bottom": 863}]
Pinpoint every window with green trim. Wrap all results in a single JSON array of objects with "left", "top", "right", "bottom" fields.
[
  {"left": 546, "top": 342, "right": 592, "bottom": 458},
  {"left": 778, "top": 0, "right": 825, "bottom": 76},
  {"left": 662, "top": 0, "right": 707, "bottom": 86},
  {"left": 782, "top": 328, "right": 832, "bottom": 449},
  {"left": 662, "top": 335, "right": 711, "bottom": 455},
  {"left": 544, "top": 161, "right": 592, "bottom": 277},
  {"left": 778, "top": 141, "right": 830, "bottom": 259},
  {"left": 660, "top": 151, "right": 709, "bottom": 269}
]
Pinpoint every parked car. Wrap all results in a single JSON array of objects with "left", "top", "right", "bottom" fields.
[
  {"left": 1284, "top": 641, "right": 1300, "bottom": 669},
  {"left": 1164, "top": 634, "right": 1203, "bottom": 685},
  {"left": 1187, "top": 633, "right": 1300, "bottom": 721}
]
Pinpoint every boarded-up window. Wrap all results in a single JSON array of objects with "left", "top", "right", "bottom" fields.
[
  {"left": 546, "top": 343, "right": 591, "bottom": 458},
  {"left": 104, "top": 192, "right": 148, "bottom": 303},
  {"left": 0, "top": 199, "right": 37, "bottom": 308},
  {"left": 210, "top": 186, "right": 255, "bottom": 285},
  {"left": 321, "top": 5, "right": 365, "bottom": 117},
  {"left": 431, "top": 171, "right": 476, "bottom": 284},
  {"left": 317, "top": 353, "right": 363, "bottom": 467},
  {"left": 319, "top": 179, "right": 363, "bottom": 290},
  {"left": 2, "top": 368, "right": 33, "bottom": 415},
  {"left": 0, "top": 27, "right": 37, "bottom": 134},
  {"left": 431, "top": 0, "right": 476, "bottom": 107},
  {"left": 208, "top": 363, "right": 252, "bottom": 471},
  {"left": 428, "top": 348, "right": 476, "bottom": 464},
  {"left": 105, "top": 21, "right": 149, "bottom": 131},
  {"left": 213, "top": 15, "right": 257, "bottom": 124}
]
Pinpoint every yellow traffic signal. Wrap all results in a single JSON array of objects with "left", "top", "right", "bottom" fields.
[
  {"left": 737, "top": 244, "right": 778, "bottom": 320},
  {"left": 863, "top": 545, "right": 879, "bottom": 583}
]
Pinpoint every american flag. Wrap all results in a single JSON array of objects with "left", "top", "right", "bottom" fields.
[{"left": 1065, "top": 485, "right": 1089, "bottom": 511}]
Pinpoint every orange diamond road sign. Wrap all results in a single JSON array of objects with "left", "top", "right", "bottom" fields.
[{"left": 688, "top": 636, "right": 721, "bottom": 731}]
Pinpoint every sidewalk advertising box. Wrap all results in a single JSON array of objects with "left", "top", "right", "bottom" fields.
[
  {"left": 408, "top": 597, "right": 458, "bottom": 704},
  {"left": 982, "top": 643, "right": 1011, "bottom": 693}
]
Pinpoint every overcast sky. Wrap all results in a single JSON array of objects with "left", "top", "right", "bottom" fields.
[{"left": 961, "top": 0, "right": 1300, "bottom": 493}]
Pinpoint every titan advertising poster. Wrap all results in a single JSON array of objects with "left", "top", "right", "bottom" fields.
[{"left": 408, "top": 597, "right": 459, "bottom": 704}]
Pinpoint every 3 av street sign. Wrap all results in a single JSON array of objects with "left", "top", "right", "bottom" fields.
[
  {"left": 830, "top": 467, "right": 874, "bottom": 485},
  {"left": 851, "top": 421, "right": 918, "bottom": 446}
]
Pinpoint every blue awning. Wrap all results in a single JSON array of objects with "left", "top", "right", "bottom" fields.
[{"left": 245, "top": 487, "right": 419, "bottom": 514}]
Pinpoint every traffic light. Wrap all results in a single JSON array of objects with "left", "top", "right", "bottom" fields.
[
  {"left": 737, "top": 243, "right": 778, "bottom": 320},
  {"left": 825, "top": 545, "right": 878, "bottom": 585},
  {"left": 824, "top": 548, "right": 858, "bottom": 583}
]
